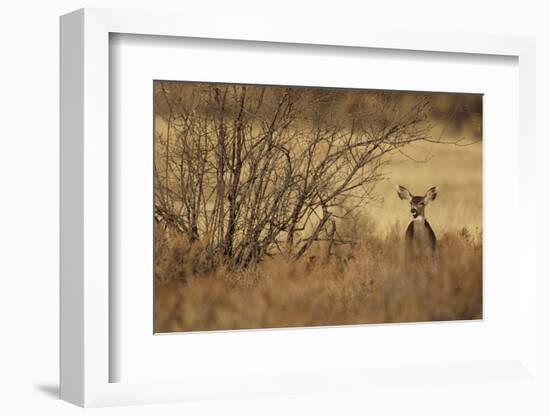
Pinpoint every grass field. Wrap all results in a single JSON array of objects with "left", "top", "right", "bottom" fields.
[
  {"left": 154, "top": 140, "right": 483, "bottom": 332},
  {"left": 369, "top": 140, "right": 482, "bottom": 235}
]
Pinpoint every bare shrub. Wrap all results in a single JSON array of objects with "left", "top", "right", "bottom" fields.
[{"left": 155, "top": 83, "right": 433, "bottom": 268}]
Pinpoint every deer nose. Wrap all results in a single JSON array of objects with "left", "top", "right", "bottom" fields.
[{"left": 411, "top": 208, "right": 417, "bottom": 215}]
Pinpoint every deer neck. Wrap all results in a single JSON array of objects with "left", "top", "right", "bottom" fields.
[{"left": 413, "top": 215, "right": 426, "bottom": 224}]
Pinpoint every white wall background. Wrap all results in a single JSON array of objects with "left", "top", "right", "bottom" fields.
[{"left": 0, "top": 1, "right": 548, "bottom": 415}]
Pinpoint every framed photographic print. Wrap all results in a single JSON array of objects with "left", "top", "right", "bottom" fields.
[
  {"left": 60, "top": 8, "right": 538, "bottom": 408},
  {"left": 152, "top": 81, "right": 483, "bottom": 333}
]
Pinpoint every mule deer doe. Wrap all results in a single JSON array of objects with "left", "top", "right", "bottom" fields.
[{"left": 396, "top": 185, "right": 438, "bottom": 260}]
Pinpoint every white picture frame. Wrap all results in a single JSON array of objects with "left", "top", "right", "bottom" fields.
[{"left": 60, "top": 8, "right": 538, "bottom": 408}]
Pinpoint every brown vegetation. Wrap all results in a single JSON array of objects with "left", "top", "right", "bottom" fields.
[
  {"left": 155, "top": 222, "right": 482, "bottom": 332},
  {"left": 154, "top": 82, "right": 434, "bottom": 269}
]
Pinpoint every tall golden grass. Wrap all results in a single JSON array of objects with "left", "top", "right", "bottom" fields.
[
  {"left": 155, "top": 223, "right": 482, "bottom": 333},
  {"left": 155, "top": 141, "right": 482, "bottom": 332}
]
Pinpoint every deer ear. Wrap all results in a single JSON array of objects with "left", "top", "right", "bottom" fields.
[
  {"left": 396, "top": 185, "right": 412, "bottom": 202},
  {"left": 424, "top": 186, "right": 438, "bottom": 204}
]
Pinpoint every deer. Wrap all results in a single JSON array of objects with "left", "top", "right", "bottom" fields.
[{"left": 396, "top": 185, "right": 439, "bottom": 261}]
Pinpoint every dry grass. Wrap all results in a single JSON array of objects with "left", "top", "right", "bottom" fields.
[
  {"left": 154, "top": 140, "right": 483, "bottom": 333},
  {"left": 369, "top": 140, "right": 482, "bottom": 234},
  {"left": 155, "top": 226, "right": 482, "bottom": 332}
]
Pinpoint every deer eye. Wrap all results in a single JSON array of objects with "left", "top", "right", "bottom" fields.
[{"left": 419, "top": 202, "right": 425, "bottom": 206}]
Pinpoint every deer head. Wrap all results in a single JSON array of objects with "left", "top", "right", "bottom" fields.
[{"left": 396, "top": 185, "right": 438, "bottom": 219}]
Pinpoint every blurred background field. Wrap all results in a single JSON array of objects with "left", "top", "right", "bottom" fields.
[{"left": 369, "top": 140, "right": 482, "bottom": 237}]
